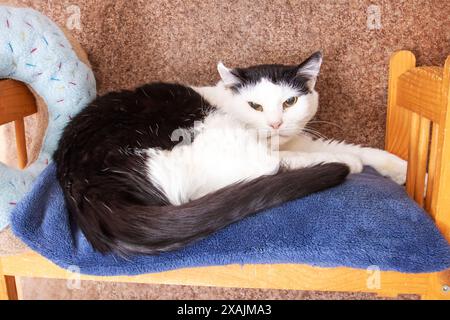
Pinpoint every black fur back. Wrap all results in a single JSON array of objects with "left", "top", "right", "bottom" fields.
[
  {"left": 55, "top": 80, "right": 349, "bottom": 255},
  {"left": 54, "top": 83, "right": 211, "bottom": 252}
]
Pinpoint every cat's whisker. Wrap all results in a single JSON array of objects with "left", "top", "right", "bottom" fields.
[
  {"left": 304, "top": 132, "right": 324, "bottom": 140},
  {"left": 302, "top": 127, "right": 328, "bottom": 140},
  {"left": 307, "top": 120, "right": 344, "bottom": 130},
  {"left": 299, "top": 128, "right": 321, "bottom": 139}
]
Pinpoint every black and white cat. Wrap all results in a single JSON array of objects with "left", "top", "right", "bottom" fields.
[{"left": 54, "top": 52, "right": 406, "bottom": 255}]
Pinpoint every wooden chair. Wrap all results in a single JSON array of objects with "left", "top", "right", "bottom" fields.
[
  {"left": 1, "top": 51, "right": 449, "bottom": 300},
  {"left": 0, "top": 80, "right": 37, "bottom": 169}
]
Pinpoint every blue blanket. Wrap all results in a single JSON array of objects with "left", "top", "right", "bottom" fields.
[{"left": 11, "top": 163, "right": 450, "bottom": 276}]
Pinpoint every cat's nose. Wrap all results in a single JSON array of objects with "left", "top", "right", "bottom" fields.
[{"left": 270, "top": 121, "right": 283, "bottom": 129}]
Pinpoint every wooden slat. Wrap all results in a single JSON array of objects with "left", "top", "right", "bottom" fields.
[
  {"left": 0, "top": 80, "right": 37, "bottom": 125},
  {"left": 385, "top": 50, "right": 416, "bottom": 160},
  {"left": 414, "top": 116, "right": 431, "bottom": 206},
  {"left": 397, "top": 67, "right": 444, "bottom": 123},
  {"left": 406, "top": 113, "right": 420, "bottom": 197},
  {"left": 4, "top": 276, "right": 18, "bottom": 300},
  {"left": 425, "top": 123, "right": 439, "bottom": 213}
]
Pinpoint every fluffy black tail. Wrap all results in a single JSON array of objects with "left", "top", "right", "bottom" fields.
[{"left": 65, "top": 163, "right": 349, "bottom": 255}]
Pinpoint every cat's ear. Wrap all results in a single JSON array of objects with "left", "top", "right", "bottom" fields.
[
  {"left": 296, "top": 51, "right": 323, "bottom": 89},
  {"left": 217, "top": 62, "right": 242, "bottom": 87}
]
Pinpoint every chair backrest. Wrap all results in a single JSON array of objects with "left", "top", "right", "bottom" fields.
[
  {"left": 0, "top": 79, "right": 37, "bottom": 169},
  {"left": 386, "top": 51, "right": 450, "bottom": 241}
]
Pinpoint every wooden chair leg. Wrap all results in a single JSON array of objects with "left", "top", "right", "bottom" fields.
[{"left": 0, "top": 274, "right": 18, "bottom": 300}]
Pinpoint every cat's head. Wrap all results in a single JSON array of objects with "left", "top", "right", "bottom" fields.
[{"left": 217, "top": 51, "right": 322, "bottom": 141}]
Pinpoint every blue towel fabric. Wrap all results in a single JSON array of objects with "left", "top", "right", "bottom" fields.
[{"left": 11, "top": 163, "right": 450, "bottom": 276}]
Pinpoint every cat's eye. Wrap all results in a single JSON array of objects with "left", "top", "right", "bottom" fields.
[
  {"left": 283, "top": 96, "right": 298, "bottom": 109},
  {"left": 248, "top": 102, "right": 263, "bottom": 112}
]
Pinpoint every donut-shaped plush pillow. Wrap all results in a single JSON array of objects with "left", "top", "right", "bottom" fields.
[{"left": 0, "top": 6, "right": 96, "bottom": 231}]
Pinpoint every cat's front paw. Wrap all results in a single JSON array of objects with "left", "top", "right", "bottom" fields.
[
  {"left": 334, "top": 153, "right": 363, "bottom": 174},
  {"left": 363, "top": 149, "right": 407, "bottom": 184},
  {"left": 379, "top": 154, "right": 407, "bottom": 185}
]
